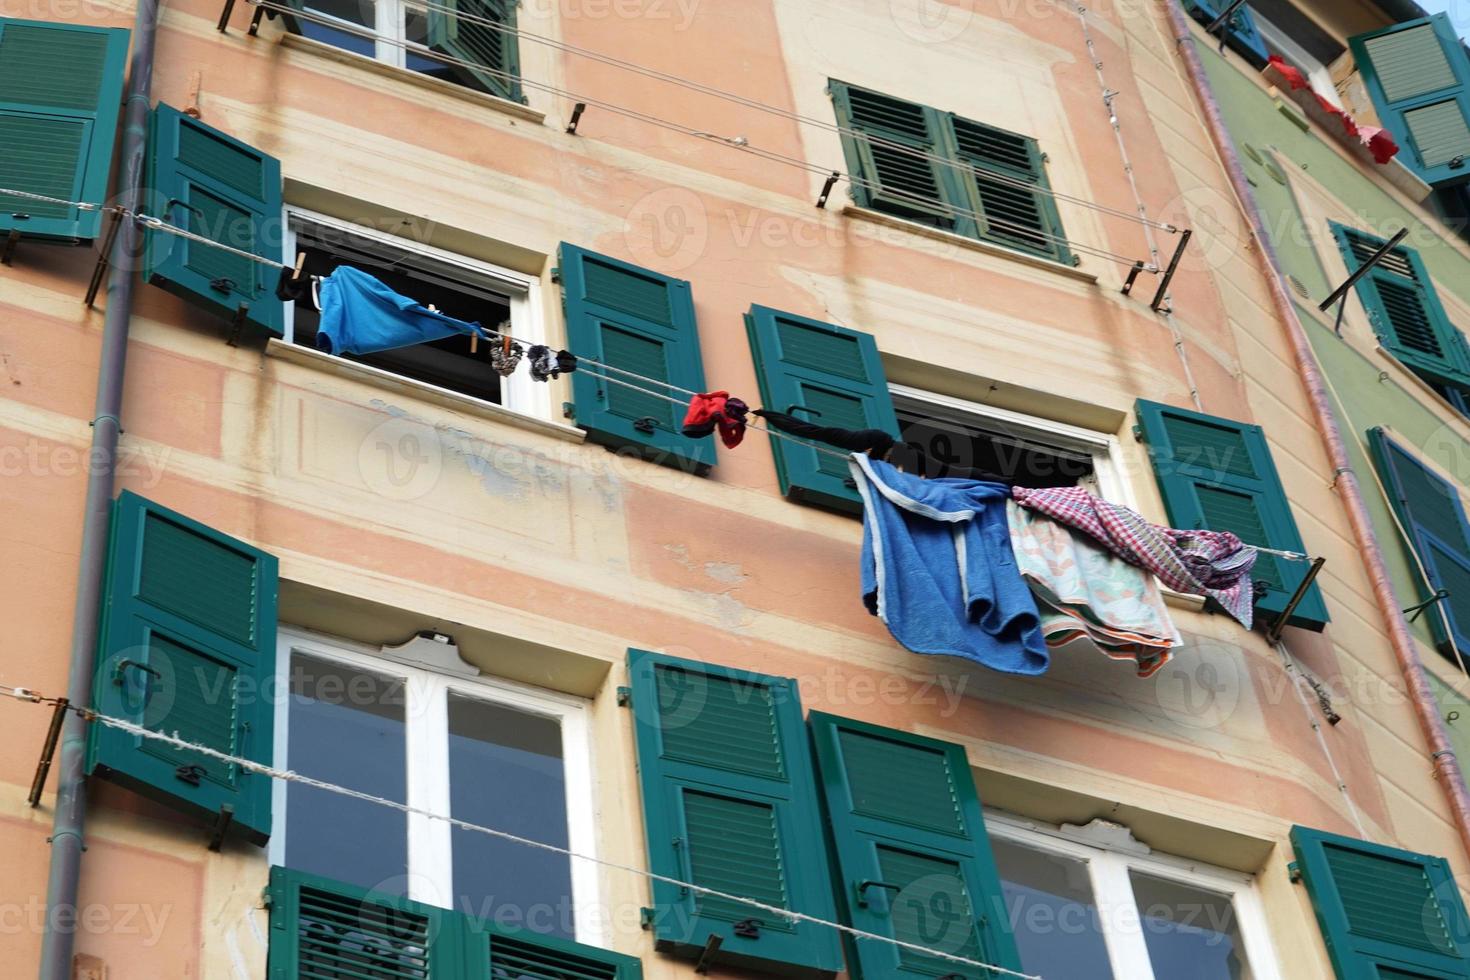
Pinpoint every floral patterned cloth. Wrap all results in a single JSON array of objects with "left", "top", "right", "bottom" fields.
[{"left": 1006, "top": 501, "right": 1181, "bottom": 678}]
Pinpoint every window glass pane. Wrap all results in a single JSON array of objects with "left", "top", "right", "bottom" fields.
[
  {"left": 1130, "top": 872, "right": 1254, "bottom": 980},
  {"left": 297, "top": 0, "right": 376, "bottom": 56},
  {"left": 895, "top": 407, "right": 1096, "bottom": 487},
  {"left": 285, "top": 654, "right": 409, "bottom": 894},
  {"left": 448, "top": 693, "right": 573, "bottom": 937},
  {"left": 992, "top": 839, "right": 1115, "bottom": 980}
]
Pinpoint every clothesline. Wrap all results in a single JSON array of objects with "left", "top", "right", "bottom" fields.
[
  {"left": 243, "top": 0, "right": 1150, "bottom": 269},
  {"left": 0, "top": 686, "right": 1043, "bottom": 980}
]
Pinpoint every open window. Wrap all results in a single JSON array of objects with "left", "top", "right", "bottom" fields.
[{"left": 283, "top": 209, "right": 545, "bottom": 416}]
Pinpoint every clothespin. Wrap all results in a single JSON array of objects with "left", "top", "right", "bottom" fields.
[
  {"left": 502, "top": 333, "right": 513, "bottom": 358},
  {"left": 275, "top": 252, "right": 308, "bottom": 302}
]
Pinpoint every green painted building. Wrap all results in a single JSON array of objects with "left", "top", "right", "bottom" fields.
[{"left": 1190, "top": 0, "right": 1470, "bottom": 756}]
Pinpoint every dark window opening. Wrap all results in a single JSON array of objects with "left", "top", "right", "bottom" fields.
[
  {"left": 289, "top": 221, "right": 513, "bottom": 404},
  {"left": 1247, "top": 0, "right": 1344, "bottom": 66},
  {"left": 895, "top": 405, "right": 1096, "bottom": 488}
]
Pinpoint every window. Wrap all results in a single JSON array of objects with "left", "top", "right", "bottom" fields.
[
  {"left": 1182, "top": 0, "right": 1270, "bottom": 64},
  {"left": 744, "top": 305, "right": 1126, "bottom": 513},
  {"left": 272, "top": 629, "right": 599, "bottom": 942},
  {"left": 283, "top": 209, "right": 548, "bottom": 418},
  {"left": 1329, "top": 223, "right": 1470, "bottom": 414},
  {"left": 1252, "top": 6, "right": 1344, "bottom": 109},
  {"left": 1135, "top": 399, "right": 1329, "bottom": 630},
  {"left": 283, "top": 0, "right": 522, "bottom": 102},
  {"left": 1369, "top": 428, "right": 1470, "bottom": 666},
  {"left": 988, "top": 815, "right": 1282, "bottom": 980},
  {"left": 1350, "top": 14, "right": 1470, "bottom": 189},
  {"left": 0, "top": 17, "right": 130, "bottom": 243},
  {"left": 828, "top": 80, "right": 1073, "bottom": 264}
]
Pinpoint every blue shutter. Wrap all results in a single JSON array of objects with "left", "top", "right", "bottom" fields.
[
  {"left": 810, "top": 713, "right": 1022, "bottom": 980},
  {"left": 1369, "top": 428, "right": 1470, "bottom": 662},
  {"left": 143, "top": 103, "right": 285, "bottom": 336},
  {"left": 1184, "top": 0, "right": 1270, "bottom": 63},
  {"left": 1351, "top": 15, "right": 1470, "bottom": 188},
  {"left": 1135, "top": 399, "right": 1329, "bottom": 630},
  {"left": 1291, "top": 826, "right": 1470, "bottom": 978},
  {"left": 626, "top": 649, "right": 844, "bottom": 977},
  {"left": 1331, "top": 223, "right": 1470, "bottom": 390},
  {"left": 558, "top": 244, "right": 713, "bottom": 472},
  {"left": 0, "top": 17, "right": 129, "bottom": 242},
  {"left": 87, "top": 491, "right": 278, "bottom": 843},
  {"left": 745, "top": 305, "right": 898, "bottom": 513}
]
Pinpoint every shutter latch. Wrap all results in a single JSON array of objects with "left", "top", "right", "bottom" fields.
[
  {"left": 1451, "top": 155, "right": 1465, "bottom": 171},
  {"left": 633, "top": 416, "right": 659, "bottom": 434},
  {"left": 175, "top": 764, "right": 207, "bottom": 787},
  {"left": 209, "top": 277, "right": 237, "bottom": 295},
  {"left": 732, "top": 918, "right": 761, "bottom": 939}
]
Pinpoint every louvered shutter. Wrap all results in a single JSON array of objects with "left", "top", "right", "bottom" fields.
[
  {"left": 558, "top": 244, "right": 713, "bottom": 472},
  {"left": 426, "top": 0, "right": 523, "bottom": 103},
  {"left": 1183, "top": 0, "right": 1270, "bottom": 63},
  {"left": 143, "top": 104, "right": 285, "bottom": 336},
  {"left": 0, "top": 18, "right": 129, "bottom": 242},
  {"left": 468, "top": 922, "right": 643, "bottom": 980},
  {"left": 830, "top": 80, "right": 960, "bottom": 230},
  {"left": 1369, "top": 428, "right": 1470, "bottom": 661},
  {"left": 1331, "top": 223, "right": 1470, "bottom": 389},
  {"left": 1351, "top": 15, "right": 1470, "bottom": 188},
  {"left": 1291, "top": 826, "right": 1470, "bottom": 979},
  {"left": 87, "top": 491, "right": 278, "bottom": 843},
  {"left": 948, "top": 115, "right": 1071, "bottom": 264},
  {"left": 745, "top": 305, "right": 899, "bottom": 513},
  {"left": 626, "top": 649, "right": 843, "bottom": 977},
  {"left": 809, "top": 713, "right": 1021, "bottom": 980},
  {"left": 1135, "top": 400, "right": 1329, "bottom": 630},
  {"left": 266, "top": 867, "right": 467, "bottom": 978}
]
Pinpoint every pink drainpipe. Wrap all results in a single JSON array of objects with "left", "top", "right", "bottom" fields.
[{"left": 1162, "top": 0, "right": 1470, "bottom": 859}]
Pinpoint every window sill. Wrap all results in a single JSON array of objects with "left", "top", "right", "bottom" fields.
[
  {"left": 278, "top": 33, "right": 546, "bottom": 125},
  {"left": 1370, "top": 344, "right": 1470, "bottom": 443},
  {"left": 265, "top": 339, "right": 586, "bottom": 444},
  {"left": 841, "top": 205, "right": 1099, "bottom": 285}
]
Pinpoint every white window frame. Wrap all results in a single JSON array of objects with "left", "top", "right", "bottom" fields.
[
  {"left": 1254, "top": 12, "right": 1343, "bottom": 110},
  {"left": 986, "top": 812, "right": 1284, "bottom": 980},
  {"left": 890, "top": 383, "right": 1137, "bottom": 509},
  {"left": 269, "top": 626, "right": 602, "bottom": 945},
  {"left": 294, "top": 0, "right": 450, "bottom": 73},
  {"left": 283, "top": 206, "right": 550, "bottom": 421}
]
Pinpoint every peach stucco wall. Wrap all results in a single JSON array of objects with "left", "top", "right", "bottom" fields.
[{"left": 0, "top": 1, "right": 1462, "bottom": 977}]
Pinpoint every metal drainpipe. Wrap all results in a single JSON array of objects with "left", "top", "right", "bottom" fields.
[
  {"left": 1162, "top": 0, "right": 1470, "bottom": 860},
  {"left": 38, "top": 0, "right": 159, "bottom": 975}
]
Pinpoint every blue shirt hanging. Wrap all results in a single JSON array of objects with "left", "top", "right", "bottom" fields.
[
  {"left": 851, "top": 454, "right": 1049, "bottom": 675},
  {"left": 315, "top": 265, "right": 481, "bottom": 356}
]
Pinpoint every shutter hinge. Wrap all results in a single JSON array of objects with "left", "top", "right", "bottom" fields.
[
  {"left": 562, "top": 401, "right": 577, "bottom": 420},
  {"left": 617, "top": 686, "right": 632, "bottom": 707},
  {"left": 1287, "top": 860, "right": 1302, "bottom": 883},
  {"left": 640, "top": 907, "right": 655, "bottom": 930},
  {"left": 550, "top": 266, "right": 561, "bottom": 284},
  {"left": 1132, "top": 424, "right": 1145, "bottom": 442}
]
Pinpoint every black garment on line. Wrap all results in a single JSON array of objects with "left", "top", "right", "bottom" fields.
[{"left": 753, "top": 409, "right": 1010, "bottom": 484}]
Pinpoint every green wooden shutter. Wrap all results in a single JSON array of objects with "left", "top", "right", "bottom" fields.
[
  {"left": 467, "top": 920, "right": 643, "bottom": 980},
  {"left": 266, "top": 866, "right": 467, "bottom": 978},
  {"left": 426, "top": 0, "right": 523, "bottom": 103},
  {"left": 0, "top": 17, "right": 129, "bottom": 242},
  {"left": 1291, "top": 826, "right": 1470, "bottom": 979},
  {"left": 1135, "top": 399, "right": 1329, "bottom": 630},
  {"left": 1351, "top": 14, "right": 1470, "bottom": 187},
  {"left": 1183, "top": 0, "right": 1270, "bottom": 63},
  {"left": 1369, "top": 428, "right": 1470, "bottom": 661},
  {"left": 87, "top": 491, "right": 278, "bottom": 843},
  {"left": 829, "top": 80, "right": 962, "bottom": 231},
  {"left": 626, "top": 648, "right": 843, "bottom": 977},
  {"left": 1330, "top": 223, "right": 1470, "bottom": 390},
  {"left": 558, "top": 243, "right": 713, "bottom": 472},
  {"left": 948, "top": 115, "right": 1072, "bottom": 264},
  {"left": 143, "top": 103, "right": 284, "bottom": 336},
  {"left": 809, "top": 713, "right": 1021, "bottom": 980},
  {"left": 745, "top": 305, "right": 899, "bottom": 513}
]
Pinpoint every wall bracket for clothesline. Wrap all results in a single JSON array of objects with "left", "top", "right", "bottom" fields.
[
  {"left": 1319, "top": 227, "right": 1407, "bottom": 338},
  {"left": 566, "top": 102, "right": 587, "bottom": 135},
  {"left": 84, "top": 209, "right": 125, "bottom": 308},
  {"left": 207, "top": 803, "right": 235, "bottom": 852},
  {"left": 816, "top": 171, "right": 841, "bottom": 209},
  {"left": 1404, "top": 589, "right": 1451, "bottom": 623},
  {"left": 1121, "top": 260, "right": 1145, "bottom": 296},
  {"left": 225, "top": 304, "right": 250, "bottom": 347},
  {"left": 1263, "top": 555, "right": 1325, "bottom": 646},
  {"left": 1149, "top": 229, "right": 1191, "bottom": 313},
  {"left": 693, "top": 933, "right": 723, "bottom": 974},
  {"left": 216, "top": 0, "right": 237, "bottom": 31},
  {"left": 1207, "top": 0, "right": 1248, "bottom": 54},
  {"left": 27, "top": 696, "right": 68, "bottom": 808},
  {"left": 1, "top": 229, "right": 20, "bottom": 266},
  {"left": 248, "top": 4, "right": 270, "bottom": 36}
]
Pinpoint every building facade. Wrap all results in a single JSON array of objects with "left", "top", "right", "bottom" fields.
[{"left": 2, "top": 0, "right": 1470, "bottom": 978}]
